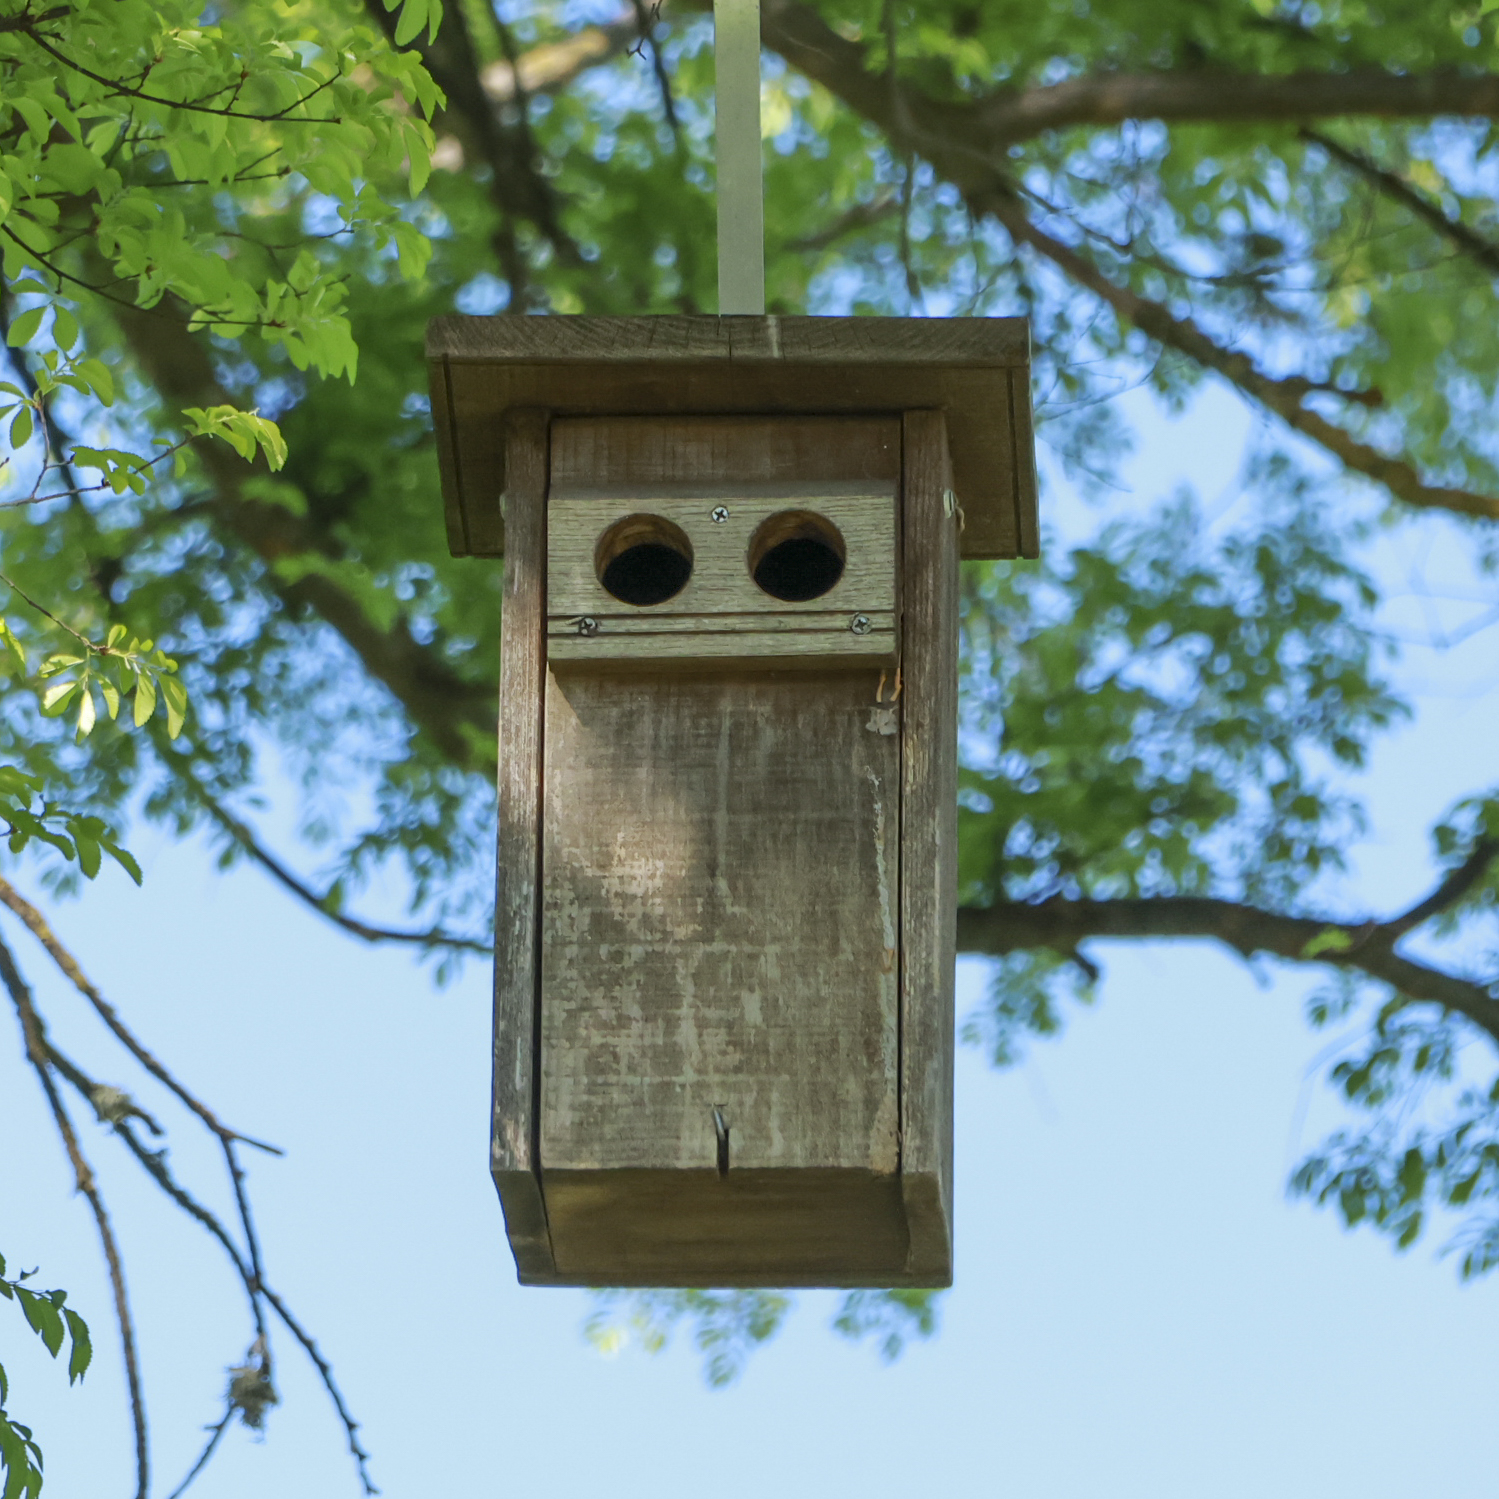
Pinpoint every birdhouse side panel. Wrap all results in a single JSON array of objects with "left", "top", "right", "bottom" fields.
[
  {"left": 490, "top": 409, "right": 554, "bottom": 1278},
  {"left": 897, "top": 410, "right": 959, "bottom": 1285}
]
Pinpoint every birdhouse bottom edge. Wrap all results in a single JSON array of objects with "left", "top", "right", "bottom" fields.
[{"left": 493, "top": 1164, "right": 952, "bottom": 1289}]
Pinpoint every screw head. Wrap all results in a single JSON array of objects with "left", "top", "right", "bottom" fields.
[
  {"left": 576, "top": 616, "right": 600, "bottom": 637},
  {"left": 850, "top": 614, "right": 872, "bottom": 636},
  {"left": 710, "top": 505, "right": 730, "bottom": 523}
]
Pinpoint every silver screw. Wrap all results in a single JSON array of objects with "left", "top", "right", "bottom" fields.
[
  {"left": 850, "top": 614, "right": 872, "bottom": 636},
  {"left": 710, "top": 505, "right": 730, "bottom": 523},
  {"left": 576, "top": 616, "right": 599, "bottom": 637}
]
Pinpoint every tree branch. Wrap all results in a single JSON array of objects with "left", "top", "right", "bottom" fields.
[
  {"left": 257, "top": 1283, "right": 376, "bottom": 1494},
  {"left": 956, "top": 848, "right": 1499, "bottom": 1045},
  {"left": 164, "top": 1411, "right": 233, "bottom": 1499},
  {"left": 972, "top": 66, "right": 1499, "bottom": 145},
  {"left": 0, "top": 931, "right": 149, "bottom": 1499},
  {"left": 1386, "top": 836, "right": 1499, "bottom": 938},
  {"left": 736, "top": 0, "right": 1499, "bottom": 520},
  {"left": 2, "top": 880, "right": 379, "bottom": 1493},
  {"left": 162, "top": 748, "right": 493, "bottom": 956},
  {"left": 754, "top": 0, "right": 1499, "bottom": 150},
  {"left": 1303, "top": 127, "right": 1499, "bottom": 279},
  {"left": 361, "top": 0, "right": 580, "bottom": 277},
  {"left": 110, "top": 303, "right": 498, "bottom": 771},
  {"left": 478, "top": 13, "right": 638, "bottom": 105},
  {"left": 0, "top": 873, "right": 281, "bottom": 1152},
  {"left": 978, "top": 189, "right": 1499, "bottom": 521}
]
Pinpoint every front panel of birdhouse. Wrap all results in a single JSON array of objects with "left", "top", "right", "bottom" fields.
[
  {"left": 491, "top": 409, "right": 958, "bottom": 1288},
  {"left": 539, "top": 416, "right": 907, "bottom": 1283},
  {"left": 427, "top": 313, "right": 1037, "bottom": 1289}
]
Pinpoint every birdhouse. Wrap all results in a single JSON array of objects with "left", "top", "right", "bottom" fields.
[{"left": 428, "top": 315, "right": 1037, "bottom": 1287}]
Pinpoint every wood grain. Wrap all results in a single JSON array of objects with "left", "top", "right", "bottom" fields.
[
  {"left": 539, "top": 1169, "right": 909, "bottom": 1286},
  {"left": 539, "top": 669, "right": 901, "bottom": 1177},
  {"left": 491, "top": 408, "right": 555, "bottom": 1280},
  {"left": 546, "top": 487, "right": 896, "bottom": 664},
  {"left": 550, "top": 415, "right": 902, "bottom": 495},
  {"left": 897, "top": 410, "right": 958, "bottom": 1287},
  {"left": 545, "top": 625, "right": 898, "bottom": 669},
  {"left": 428, "top": 314, "right": 1030, "bottom": 366},
  {"left": 428, "top": 319, "right": 1036, "bottom": 561},
  {"left": 484, "top": 404, "right": 964, "bottom": 1287}
]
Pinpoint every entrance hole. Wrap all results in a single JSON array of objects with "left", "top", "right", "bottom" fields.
[
  {"left": 748, "top": 510, "right": 847, "bottom": 603},
  {"left": 595, "top": 514, "right": 694, "bottom": 607}
]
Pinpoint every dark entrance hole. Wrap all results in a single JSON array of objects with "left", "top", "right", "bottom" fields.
[
  {"left": 595, "top": 514, "right": 694, "bottom": 607},
  {"left": 748, "top": 510, "right": 847, "bottom": 603}
]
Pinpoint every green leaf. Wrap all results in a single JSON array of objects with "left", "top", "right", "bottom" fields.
[
  {"left": 5, "top": 309, "right": 41, "bottom": 349},
  {"left": 159, "top": 675, "right": 188, "bottom": 738},
  {"left": 15, "top": 1289, "right": 63, "bottom": 1359},
  {"left": 74, "top": 688, "right": 95, "bottom": 740},
  {"left": 39, "top": 680, "right": 79, "bottom": 716},
  {"left": 0, "top": 621, "right": 26, "bottom": 677},
  {"left": 72, "top": 830, "right": 100, "bottom": 878},
  {"left": 62, "top": 1309, "right": 90, "bottom": 1383},
  {"left": 132, "top": 672, "right": 156, "bottom": 728},
  {"left": 77, "top": 359, "right": 114, "bottom": 406},
  {"left": 51, "top": 307, "right": 77, "bottom": 352},
  {"left": 8, "top": 407, "right": 32, "bottom": 449},
  {"left": 101, "top": 838, "right": 142, "bottom": 886},
  {"left": 1301, "top": 928, "right": 1355, "bottom": 959}
]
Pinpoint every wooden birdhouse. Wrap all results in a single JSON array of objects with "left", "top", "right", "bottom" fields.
[{"left": 428, "top": 314, "right": 1037, "bottom": 1287}]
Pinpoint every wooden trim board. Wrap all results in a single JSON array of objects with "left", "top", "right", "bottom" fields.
[{"left": 491, "top": 408, "right": 556, "bottom": 1279}]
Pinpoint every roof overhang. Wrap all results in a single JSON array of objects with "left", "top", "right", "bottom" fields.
[{"left": 427, "top": 314, "right": 1038, "bottom": 560}]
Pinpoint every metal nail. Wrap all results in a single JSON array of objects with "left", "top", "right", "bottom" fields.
[{"left": 712, "top": 1106, "right": 730, "bottom": 1177}]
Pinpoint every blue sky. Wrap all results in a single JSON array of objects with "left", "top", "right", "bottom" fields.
[{"left": 5, "top": 378, "right": 1499, "bottom": 1499}]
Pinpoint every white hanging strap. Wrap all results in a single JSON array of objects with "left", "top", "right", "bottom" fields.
[{"left": 714, "top": 0, "right": 765, "bottom": 315}]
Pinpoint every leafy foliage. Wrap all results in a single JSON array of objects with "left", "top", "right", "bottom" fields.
[
  {"left": 958, "top": 486, "right": 1406, "bottom": 1063},
  {"left": 3, "top": 0, "right": 1499, "bottom": 1451},
  {"left": 0, "top": 1253, "right": 90, "bottom": 1499},
  {"left": 585, "top": 1286, "right": 943, "bottom": 1385},
  {"left": 586, "top": 1289, "right": 792, "bottom": 1388}
]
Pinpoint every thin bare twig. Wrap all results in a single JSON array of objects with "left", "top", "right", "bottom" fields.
[
  {"left": 47, "top": 1042, "right": 378, "bottom": 1494},
  {"left": 0, "top": 568, "right": 98, "bottom": 649},
  {"left": 260, "top": 1285, "right": 378, "bottom": 1495},
  {"left": 0, "top": 872, "right": 283, "bottom": 1147},
  {"left": 156, "top": 750, "right": 492, "bottom": 955},
  {"left": 4, "top": 879, "right": 378, "bottom": 1492},
  {"left": 0, "top": 930, "right": 149, "bottom": 1499},
  {"left": 628, "top": 0, "right": 680, "bottom": 137},
  {"left": 1304, "top": 128, "right": 1499, "bottom": 278},
  {"left": 19, "top": 28, "right": 345, "bottom": 124},
  {"left": 165, "top": 1410, "right": 234, "bottom": 1499},
  {"left": 45, "top": 1044, "right": 260, "bottom": 1310}
]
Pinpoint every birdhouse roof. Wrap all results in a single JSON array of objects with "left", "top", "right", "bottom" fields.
[{"left": 426, "top": 315, "right": 1037, "bottom": 561}]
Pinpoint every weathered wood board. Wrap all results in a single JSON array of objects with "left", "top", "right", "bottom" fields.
[
  {"left": 899, "top": 411, "right": 959, "bottom": 1283},
  {"left": 490, "top": 409, "right": 553, "bottom": 1278},
  {"left": 539, "top": 669, "right": 903, "bottom": 1282},
  {"left": 547, "top": 491, "right": 897, "bottom": 665},
  {"left": 540, "top": 669, "right": 902, "bottom": 1173}
]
